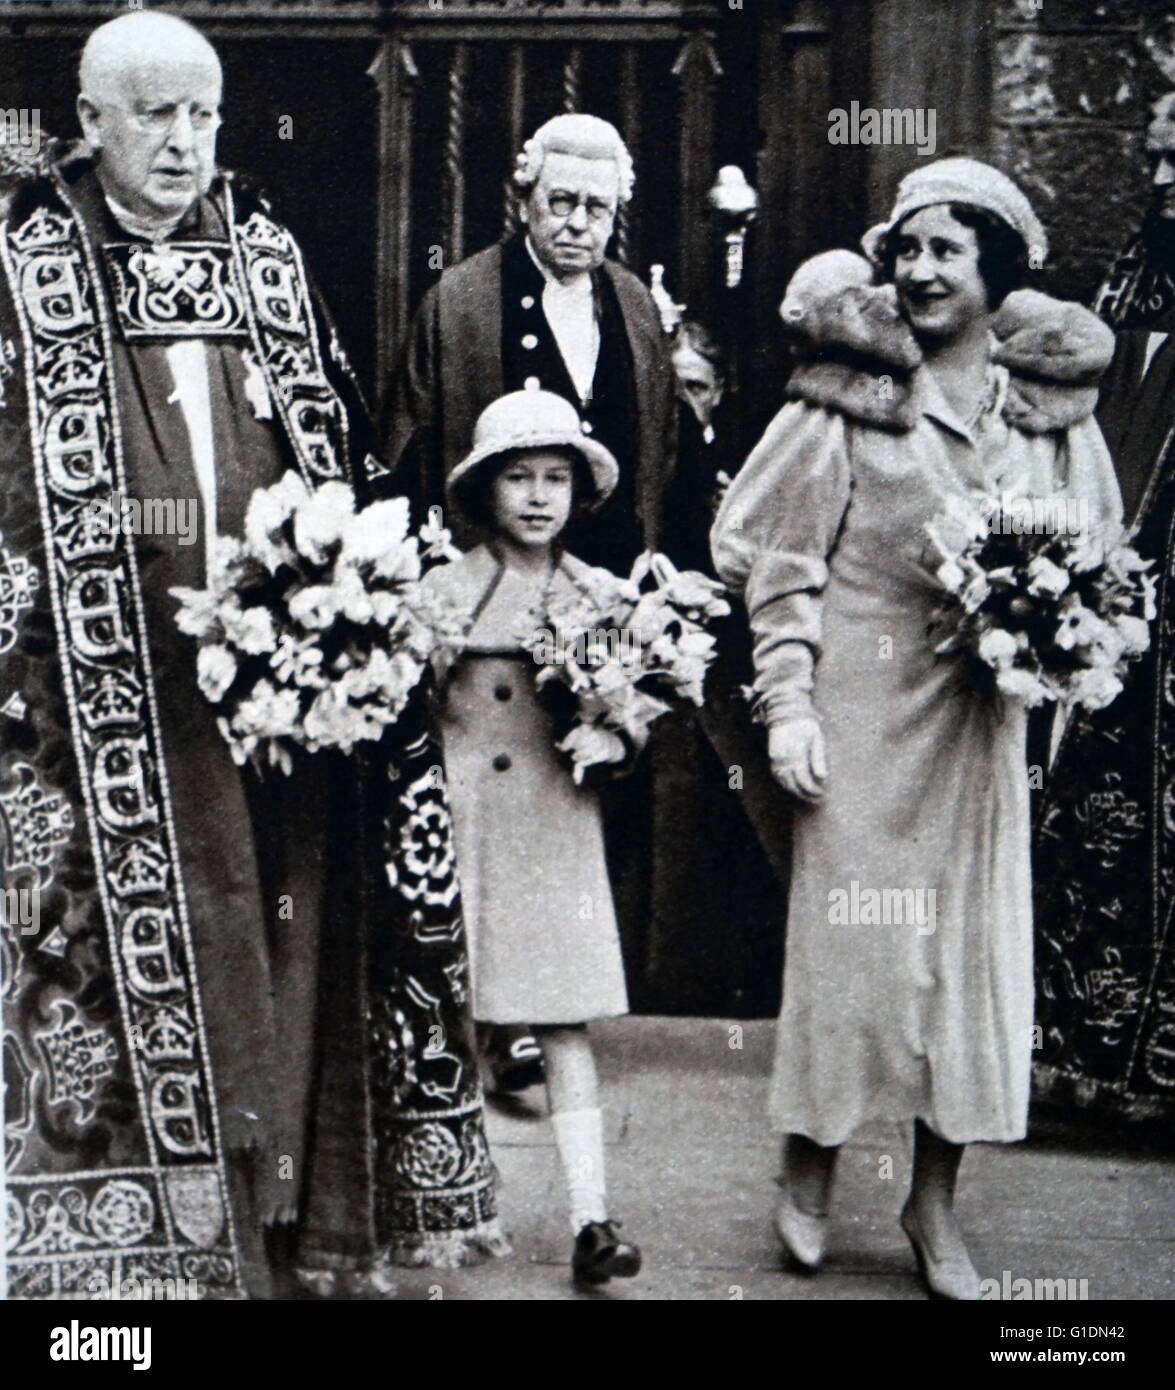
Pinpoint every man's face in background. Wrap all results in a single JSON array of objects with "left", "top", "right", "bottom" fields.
[
  {"left": 672, "top": 343, "right": 724, "bottom": 429},
  {"left": 1147, "top": 94, "right": 1175, "bottom": 221}
]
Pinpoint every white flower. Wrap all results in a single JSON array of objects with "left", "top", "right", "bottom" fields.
[
  {"left": 1025, "top": 555, "right": 1070, "bottom": 600},
  {"left": 171, "top": 584, "right": 221, "bottom": 639},
  {"left": 995, "top": 665, "right": 1051, "bottom": 707},
  {"left": 1068, "top": 533, "right": 1108, "bottom": 574},
  {"left": 1072, "top": 666, "right": 1123, "bottom": 712},
  {"left": 330, "top": 566, "right": 376, "bottom": 623},
  {"left": 272, "top": 632, "right": 326, "bottom": 687},
  {"left": 935, "top": 558, "right": 967, "bottom": 594},
  {"left": 1091, "top": 624, "right": 1126, "bottom": 667},
  {"left": 1055, "top": 597, "right": 1108, "bottom": 652},
  {"left": 288, "top": 583, "right": 341, "bottom": 631},
  {"left": 959, "top": 572, "right": 991, "bottom": 614},
  {"left": 303, "top": 687, "right": 385, "bottom": 752},
  {"left": 663, "top": 566, "right": 730, "bottom": 618},
  {"left": 978, "top": 628, "right": 1019, "bottom": 670},
  {"left": 234, "top": 680, "right": 301, "bottom": 738},
  {"left": 221, "top": 604, "right": 278, "bottom": 656},
  {"left": 244, "top": 471, "right": 306, "bottom": 571},
  {"left": 292, "top": 481, "right": 356, "bottom": 565},
  {"left": 371, "top": 537, "right": 422, "bottom": 584},
  {"left": 197, "top": 644, "right": 237, "bottom": 702},
  {"left": 340, "top": 498, "right": 411, "bottom": 568},
  {"left": 1114, "top": 615, "right": 1150, "bottom": 658},
  {"left": 218, "top": 715, "right": 256, "bottom": 767}
]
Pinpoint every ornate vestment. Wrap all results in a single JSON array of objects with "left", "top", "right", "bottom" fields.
[
  {"left": 1032, "top": 329, "right": 1175, "bottom": 1126},
  {"left": 1, "top": 145, "right": 500, "bottom": 1299}
]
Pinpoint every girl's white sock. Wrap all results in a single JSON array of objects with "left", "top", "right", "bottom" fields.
[{"left": 550, "top": 1106, "right": 608, "bottom": 1235}]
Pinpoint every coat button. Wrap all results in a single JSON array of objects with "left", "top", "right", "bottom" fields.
[
  {"left": 524, "top": 375, "right": 541, "bottom": 390},
  {"left": 521, "top": 295, "right": 536, "bottom": 310},
  {"left": 521, "top": 333, "right": 539, "bottom": 350},
  {"left": 581, "top": 419, "right": 593, "bottom": 434},
  {"left": 494, "top": 684, "right": 512, "bottom": 702},
  {"left": 492, "top": 753, "right": 512, "bottom": 772}
]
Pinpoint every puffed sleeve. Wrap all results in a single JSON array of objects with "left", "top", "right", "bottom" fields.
[{"left": 709, "top": 401, "right": 852, "bottom": 727}]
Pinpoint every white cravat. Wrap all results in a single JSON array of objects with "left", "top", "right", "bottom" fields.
[
  {"left": 164, "top": 340, "right": 218, "bottom": 573},
  {"left": 526, "top": 236, "right": 599, "bottom": 404}
]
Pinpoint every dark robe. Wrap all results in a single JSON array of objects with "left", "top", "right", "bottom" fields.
[
  {"left": 1031, "top": 328, "right": 1175, "bottom": 1126},
  {"left": 384, "top": 236, "right": 677, "bottom": 566},
  {"left": 645, "top": 400, "right": 791, "bottom": 1014}
]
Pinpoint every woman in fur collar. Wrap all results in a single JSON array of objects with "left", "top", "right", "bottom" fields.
[{"left": 711, "top": 159, "right": 1122, "bottom": 1299}]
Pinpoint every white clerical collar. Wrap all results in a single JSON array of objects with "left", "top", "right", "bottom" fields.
[
  {"left": 526, "top": 236, "right": 593, "bottom": 298},
  {"left": 103, "top": 192, "right": 187, "bottom": 243}
]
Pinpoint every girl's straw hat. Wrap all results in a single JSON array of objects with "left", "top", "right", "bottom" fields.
[{"left": 446, "top": 388, "right": 620, "bottom": 518}]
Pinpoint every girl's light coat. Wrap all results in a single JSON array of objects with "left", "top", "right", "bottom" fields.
[{"left": 423, "top": 544, "right": 629, "bottom": 1024}]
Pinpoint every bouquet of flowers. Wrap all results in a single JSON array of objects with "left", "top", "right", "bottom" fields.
[
  {"left": 923, "top": 493, "right": 1155, "bottom": 713},
  {"left": 521, "top": 551, "right": 730, "bottom": 783},
  {"left": 172, "top": 471, "right": 465, "bottom": 772}
]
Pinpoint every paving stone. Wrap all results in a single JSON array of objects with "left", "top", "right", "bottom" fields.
[{"left": 457, "top": 1016, "right": 1174, "bottom": 1300}]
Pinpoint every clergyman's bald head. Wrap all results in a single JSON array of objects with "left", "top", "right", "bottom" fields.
[{"left": 80, "top": 12, "right": 221, "bottom": 103}]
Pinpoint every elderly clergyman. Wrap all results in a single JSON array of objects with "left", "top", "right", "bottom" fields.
[
  {"left": 387, "top": 112, "right": 676, "bottom": 574},
  {"left": 0, "top": 12, "right": 499, "bottom": 1300}
]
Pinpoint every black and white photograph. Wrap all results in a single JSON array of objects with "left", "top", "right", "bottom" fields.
[{"left": 0, "top": 0, "right": 1172, "bottom": 1344}]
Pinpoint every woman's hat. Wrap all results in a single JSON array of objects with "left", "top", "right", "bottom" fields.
[
  {"left": 861, "top": 156, "right": 1048, "bottom": 267},
  {"left": 446, "top": 387, "right": 620, "bottom": 518}
]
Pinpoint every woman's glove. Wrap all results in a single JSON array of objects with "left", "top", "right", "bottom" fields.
[{"left": 768, "top": 717, "right": 828, "bottom": 803}]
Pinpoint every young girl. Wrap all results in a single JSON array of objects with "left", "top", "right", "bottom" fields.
[{"left": 423, "top": 387, "right": 642, "bottom": 1285}]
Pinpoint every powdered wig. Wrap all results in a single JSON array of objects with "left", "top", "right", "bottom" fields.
[{"left": 513, "top": 114, "right": 635, "bottom": 206}]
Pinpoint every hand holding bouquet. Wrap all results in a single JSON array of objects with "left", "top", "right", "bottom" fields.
[
  {"left": 923, "top": 493, "right": 1155, "bottom": 713},
  {"left": 521, "top": 551, "right": 730, "bottom": 784},
  {"left": 172, "top": 471, "right": 465, "bottom": 772}
]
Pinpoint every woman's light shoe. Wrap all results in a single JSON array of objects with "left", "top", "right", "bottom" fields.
[
  {"left": 773, "top": 1177, "right": 828, "bottom": 1272},
  {"left": 900, "top": 1202, "right": 981, "bottom": 1301}
]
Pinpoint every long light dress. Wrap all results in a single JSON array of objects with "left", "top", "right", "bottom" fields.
[{"left": 711, "top": 365, "right": 1122, "bottom": 1145}]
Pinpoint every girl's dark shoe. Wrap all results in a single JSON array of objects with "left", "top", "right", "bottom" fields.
[{"left": 572, "top": 1220, "right": 642, "bottom": 1284}]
